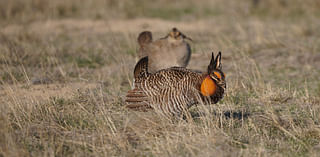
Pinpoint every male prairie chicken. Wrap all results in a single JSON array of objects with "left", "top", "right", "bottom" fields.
[
  {"left": 126, "top": 52, "right": 226, "bottom": 117},
  {"left": 137, "top": 28, "right": 192, "bottom": 73}
]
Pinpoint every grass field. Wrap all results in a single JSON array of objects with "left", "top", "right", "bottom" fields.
[{"left": 1, "top": 0, "right": 320, "bottom": 156}]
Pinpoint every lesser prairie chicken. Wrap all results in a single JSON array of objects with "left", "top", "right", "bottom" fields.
[
  {"left": 137, "top": 27, "right": 192, "bottom": 73},
  {"left": 126, "top": 52, "right": 226, "bottom": 117}
]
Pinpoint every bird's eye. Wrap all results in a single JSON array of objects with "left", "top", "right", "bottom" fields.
[{"left": 213, "top": 72, "right": 222, "bottom": 79}]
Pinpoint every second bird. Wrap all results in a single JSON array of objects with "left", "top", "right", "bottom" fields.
[{"left": 137, "top": 28, "right": 192, "bottom": 73}]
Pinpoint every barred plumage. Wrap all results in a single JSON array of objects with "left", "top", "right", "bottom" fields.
[
  {"left": 137, "top": 28, "right": 192, "bottom": 73},
  {"left": 126, "top": 52, "right": 226, "bottom": 117}
]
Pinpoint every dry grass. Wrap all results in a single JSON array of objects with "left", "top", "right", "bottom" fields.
[{"left": 0, "top": 0, "right": 320, "bottom": 156}]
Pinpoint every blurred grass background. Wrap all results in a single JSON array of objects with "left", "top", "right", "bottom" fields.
[
  {"left": 0, "top": 0, "right": 320, "bottom": 23},
  {"left": 0, "top": 0, "right": 320, "bottom": 156}
]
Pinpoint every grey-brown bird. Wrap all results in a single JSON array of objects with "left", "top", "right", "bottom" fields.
[
  {"left": 137, "top": 28, "right": 192, "bottom": 73},
  {"left": 126, "top": 52, "right": 226, "bottom": 117}
]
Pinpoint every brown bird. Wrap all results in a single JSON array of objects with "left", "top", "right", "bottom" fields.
[
  {"left": 137, "top": 28, "right": 192, "bottom": 73},
  {"left": 126, "top": 52, "right": 226, "bottom": 117}
]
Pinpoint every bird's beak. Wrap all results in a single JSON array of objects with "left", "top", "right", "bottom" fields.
[
  {"left": 182, "top": 34, "right": 193, "bottom": 42},
  {"left": 185, "top": 36, "right": 193, "bottom": 42}
]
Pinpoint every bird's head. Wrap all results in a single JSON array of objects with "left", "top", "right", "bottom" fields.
[
  {"left": 167, "top": 27, "right": 192, "bottom": 42},
  {"left": 200, "top": 52, "right": 226, "bottom": 97}
]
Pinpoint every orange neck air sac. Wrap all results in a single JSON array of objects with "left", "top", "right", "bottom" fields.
[{"left": 200, "top": 76, "right": 217, "bottom": 97}]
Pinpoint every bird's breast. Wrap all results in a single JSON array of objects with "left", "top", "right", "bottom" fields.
[{"left": 200, "top": 76, "right": 217, "bottom": 97}]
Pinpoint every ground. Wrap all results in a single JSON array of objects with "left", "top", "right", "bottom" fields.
[{"left": 0, "top": 0, "right": 320, "bottom": 156}]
